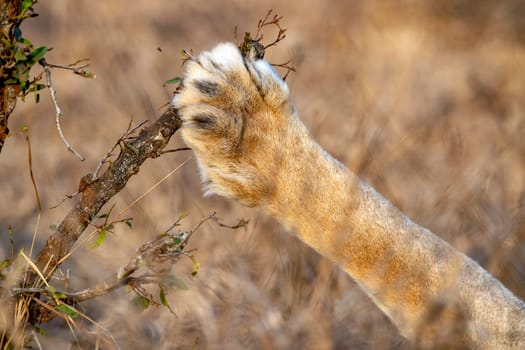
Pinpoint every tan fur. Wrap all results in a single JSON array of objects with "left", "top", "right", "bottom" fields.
[{"left": 173, "top": 43, "right": 525, "bottom": 348}]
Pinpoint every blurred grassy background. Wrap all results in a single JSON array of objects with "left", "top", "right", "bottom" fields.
[{"left": 1, "top": 0, "right": 524, "bottom": 348}]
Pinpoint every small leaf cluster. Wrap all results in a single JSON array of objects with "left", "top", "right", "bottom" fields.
[
  {"left": 46, "top": 285, "right": 79, "bottom": 318},
  {"left": 1, "top": 0, "right": 47, "bottom": 100},
  {"left": 89, "top": 212, "right": 133, "bottom": 249}
]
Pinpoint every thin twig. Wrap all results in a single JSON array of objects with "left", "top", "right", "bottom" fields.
[
  {"left": 254, "top": 10, "right": 287, "bottom": 49},
  {"left": 69, "top": 228, "right": 192, "bottom": 301},
  {"left": 25, "top": 136, "right": 41, "bottom": 212},
  {"left": 165, "top": 214, "right": 188, "bottom": 233},
  {"left": 272, "top": 59, "right": 296, "bottom": 81},
  {"left": 238, "top": 10, "right": 295, "bottom": 78},
  {"left": 31, "top": 330, "right": 43, "bottom": 350},
  {"left": 41, "top": 59, "right": 85, "bottom": 161},
  {"left": 210, "top": 212, "right": 250, "bottom": 230},
  {"left": 15, "top": 214, "right": 213, "bottom": 302},
  {"left": 49, "top": 191, "right": 78, "bottom": 210},
  {"left": 42, "top": 59, "right": 95, "bottom": 78},
  {"left": 92, "top": 119, "right": 147, "bottom": 180},
  {"left": 25, "top": 136, "right": 42, "bottom": 259}
]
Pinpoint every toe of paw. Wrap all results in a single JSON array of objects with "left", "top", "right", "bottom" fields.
[
  {"left": 191, "top": 80, "right": 222, "bottom": 97},
  {"left": 179, "top": 104, "right": 219, "bottom": 129},
  {"left": 180, "top": 104, "right": 242, "bottom": 137},
  {"left": 186, "top": 113, "right": 216, "bottom": 130},
  {"left": 201, "top": 42, "right": 246, "bottom": 72},
  {"left": 249, "top": 60, "right": 291, "bottom": 108}
]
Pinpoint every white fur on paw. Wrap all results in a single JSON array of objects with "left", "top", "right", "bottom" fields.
[
  {"left": 172, "top": 42, "right": 290, "bottom": 111},
  {"left": 251, "top": 59, "right": 290, "bottom": 105},
  {"left": 199, "top": 42, "right": 245, "bottom": 72},
  {"left": 253, "top": 59, "right": 289, "bottom": 96}
]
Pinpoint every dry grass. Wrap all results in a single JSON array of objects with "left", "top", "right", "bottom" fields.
[{"left": 1, "top": 0, "right": 524, "bottom": 348}]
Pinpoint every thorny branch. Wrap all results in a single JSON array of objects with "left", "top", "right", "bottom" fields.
[
  {"left": 15, "top": 213, "right": 248, "bottom": 324},
  {"left": 50, "top": 116, "right": 151, "bottom": 207},
  {"left": 27, "top": 106, "right": 182, "bottom": 323},
  {"left": 14, "top": 230, "right": 191, "bottom": 304},
  {"left": 49, "top": 117, "right": 148, "bottom": 208},
  {"left": 76, "top": 213, "right": 245, "bottom": 301}
]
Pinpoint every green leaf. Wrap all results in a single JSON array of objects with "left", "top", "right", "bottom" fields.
[
  {"left": 159, "top": 289, "right": 168, "bottom": 306},
  {"left": 132, "top": 296, "right": 151, "bottom": 310},
  {"left": 173, "top": 236, "right": 181, "bottom": 245},
  {"left": 46, "top": 285, "right": 67, "bottom": 300},
  {"left": 16, "top": 63, "right": 29, "bottom": 81},
  {"left": 104, "top": 224, "right": 114, "bottom": 231},
  {"left": 125, "top": 220, "right": 133, "bottom": 229},
  {"left": 19, "top": 80, "right": 29, "bottom": 94},
  {"left": 27, "top": 46, "right": 48, "bottom": 63},
  {"left": 17, "top": 37, "right": 33, "bottom": 47},
  {"left": 21, "top": 0, "right": 33, "bottom": 15},
  {"left": 163, "top": 77, "right": 182, "bottom": 85},
  {"left": 49, "top": 223, "right": 57, "bottom": 230},
  {"left": 54, "top": 291, "right": 67, "bottom": 299},
  {"left": 56, "top": 304, "right": 79, "bottom": 318},
  {"left": 97, "top": 213, "right": 109, "bottom": 219},
  {"left": 89, "top": 229, "right": 106, "bottom": 249},
  {"left": 51, "top": 291, "right": 67, "bottom": 299}
]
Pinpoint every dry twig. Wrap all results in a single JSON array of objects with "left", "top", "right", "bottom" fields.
[
  {"left": 41, "top": 58, "right": 95, "bottom": 78},
  {"left": 14, "top": 212, "right": 247, "bottom": 325},
  {"left": 238, "top": 10, "right": 295, "bottom": 79},
  {"left": 254, "top": 10, "right": 287, "bottom": 49},
  {"left": 92, "top": 119, "right": 148, "bottom": 180},
  {"left": 41, "top": 59, "right": 86, "bottom": 161}
]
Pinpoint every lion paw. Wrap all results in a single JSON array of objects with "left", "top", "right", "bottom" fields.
[{"left": 173, "top": 42, "right": 296, "bottom": 206}]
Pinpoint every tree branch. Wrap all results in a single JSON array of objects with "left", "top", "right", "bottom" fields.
[{"left": 32, "top": 106, "right": 181, "bottom": 284}]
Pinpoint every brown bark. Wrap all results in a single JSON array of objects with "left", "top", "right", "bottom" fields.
[{"left": 0, "top": 1, "right": 22, "bottom": 153}]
